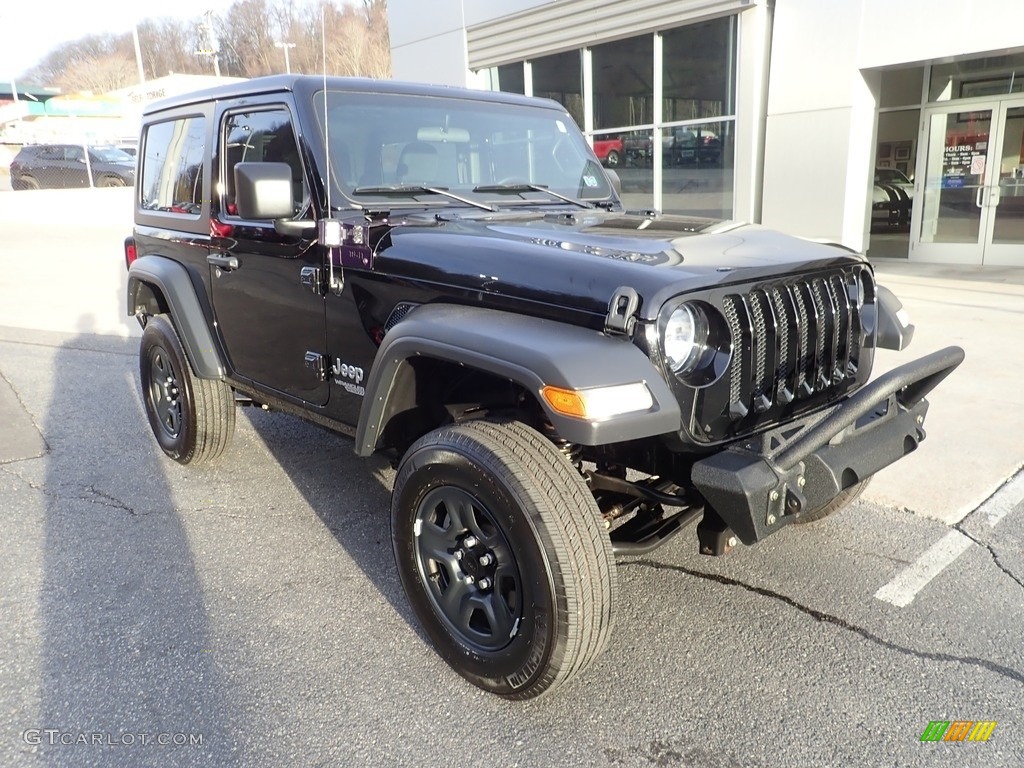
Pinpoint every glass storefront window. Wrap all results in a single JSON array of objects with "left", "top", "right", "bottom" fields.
[
  {"left": 660, "top": 121, "right": 734, "bottom": 218},
  {"left": 929, "top": 53, "right": 1024, "bottom": 102},
  {"left": 615, "top": 129, "right": 654, "bottom": 211},
  {"left": 662, "top": 18, "right": 735, "bottom": 122},
  {"left": 592, "top": 35, "right": 653, "bottom": 130},
  {"left": 532, "top": 50, "right": 584, "bottom": 129},
  {"left": 879, "top": 67, "right": 924, "bottom": 109},
  {"left": 482, "top": 63, "right": 525, "bottom": 95}
]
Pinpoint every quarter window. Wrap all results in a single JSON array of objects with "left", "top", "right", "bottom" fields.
[{"left": 140, "top": 117, "right": 206, "bottom": 215}]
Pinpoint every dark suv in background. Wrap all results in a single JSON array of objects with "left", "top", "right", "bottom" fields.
[{"left": 9, "top": 144, "right": 136, "bottom": 190}]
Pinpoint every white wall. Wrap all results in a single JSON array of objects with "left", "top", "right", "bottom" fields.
[
  {"left": 858, "top": 0, "right": 1024, "bottom": 68},
  {"left": 389, "top": 0, "right": 556, "bottom": 86},
  {"left": 762, "top": 0, "right": 1024, "bottom": 251},
  {"left": 760, "top": 0, "right": 879, "bottom": 251}
]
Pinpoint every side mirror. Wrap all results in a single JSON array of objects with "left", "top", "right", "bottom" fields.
[{"left": 234, "top": 162, "right": 296, "bottom": 220}]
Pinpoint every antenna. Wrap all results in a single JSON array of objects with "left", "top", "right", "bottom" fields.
[
  {"left": 322, "top": 8, "right": 331, "bottom": 216},
  {"left": 318, "top": 6, "right": 344, "bottom": 296}
]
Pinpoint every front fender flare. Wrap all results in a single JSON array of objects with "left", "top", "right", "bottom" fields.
[
  {"left": 127, "top": 255, "right": 225, "bottom": 379},
  {"left": 354, "top": 304, "right": 681, "bottom": 456}
]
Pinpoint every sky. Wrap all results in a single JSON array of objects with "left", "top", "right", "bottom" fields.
[{"left": 0, "top": 1, "right": 237, "bottom": 82}]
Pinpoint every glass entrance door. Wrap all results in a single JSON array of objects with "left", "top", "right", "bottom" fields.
[
  {"left": 982, "top": 103, "right": 1024, "bottom": 265},
  {"left": 913, "top": 98, "right": 1024, "bottom": 264}
]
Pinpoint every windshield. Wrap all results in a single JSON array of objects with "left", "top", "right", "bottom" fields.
[
  {"left": 314, "top": 90, "right": 612, "bottom": 208},
  {"left": 91, "top": 146, "right": 135, "bottom": 164}
]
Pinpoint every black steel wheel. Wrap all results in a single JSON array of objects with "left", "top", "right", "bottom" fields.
[
  {"left": 413, "top": 485, "right": 523, "bottom": 652},
  {"left": 392, "top": 419, "right": 617, "bottom": 700},
  {"left": 139, "top": 314, "right": 235, "bottom": 465},
  {"left": 792, "top": 478, "right": 871, "bottom": 524}
]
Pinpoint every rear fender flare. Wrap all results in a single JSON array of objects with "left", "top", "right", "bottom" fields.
[{"left": 127, "top": 255, "right": 225, "bottom": 379}]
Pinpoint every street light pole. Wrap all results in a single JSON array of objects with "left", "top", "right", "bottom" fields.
[{"left": 275, "top": 41, "right": 296, "bottom": 74}]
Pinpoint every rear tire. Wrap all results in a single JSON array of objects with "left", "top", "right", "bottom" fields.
[
  {"left": 391, "top": 419, "right": 617, "bottom": 699},
  {"left": 792, "top": 478, "right": 871, "bottom": 524},
  {"left": 18, "top": 175, "right": 40, "bottom": 190},
  {"left": 139, "top": 314, "right": 235, "bottom": 465}
]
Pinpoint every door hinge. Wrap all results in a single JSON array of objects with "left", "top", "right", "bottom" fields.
[
  {"left": 304, "top": 352, "right": 328, "bottom": 381},
  {"left": 300, "top": 266, "right": 324, "bottom": 295}
]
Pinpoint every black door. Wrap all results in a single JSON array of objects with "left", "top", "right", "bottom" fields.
[{"left": 209, "top": 106, "right": 329, "bottom": 405}]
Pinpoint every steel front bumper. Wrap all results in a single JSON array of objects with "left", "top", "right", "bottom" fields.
[{"left": 691, "top": 346, "right": 965, "bottom": 545}]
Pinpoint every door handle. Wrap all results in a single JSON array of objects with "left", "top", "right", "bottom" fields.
[
  {"left": 975, "top": 186, "right": 984, "bottom": 209},
  {"left": 208, "top": 254, "right": 240, "bottom": 271}
]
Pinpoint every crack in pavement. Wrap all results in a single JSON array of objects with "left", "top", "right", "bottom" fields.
[
  {"left": 954, "top": 523, "right": 1024, "bottom": 591},
  {"left": 622, "top": 558, "right": 1024, "bottom": 688},
  {"left": 0, "top": 468, "right": 139, "bottom": 516},
  {"left": 81, "top": 485, "right": 137, "bottom": 515}
]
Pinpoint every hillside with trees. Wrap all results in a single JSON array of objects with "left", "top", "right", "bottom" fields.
[{"left": 21, "top": 0, "right": 390, "bottom": 93}]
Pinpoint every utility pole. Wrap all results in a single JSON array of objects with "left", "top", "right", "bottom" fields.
[
  {"left": 195, "top": 10, "right": 222, "bottom": 77},
  {"left": 275, "top": 41, "right": 296, "bottom": 74},
  {"left": 132, "top": 24, "right": 146, "bottom": 83}
]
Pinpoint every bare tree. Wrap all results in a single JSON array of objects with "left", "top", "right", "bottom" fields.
[
  {"left": 18, "top": 0, "right": 391, "bottom": 89},
  {"left": 137, "top": 18, "right": 205, "bottom": 79}
]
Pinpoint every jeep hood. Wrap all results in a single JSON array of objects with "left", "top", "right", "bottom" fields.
[{"left": 374, "top": 210, "right": 865, "bottom": 322}]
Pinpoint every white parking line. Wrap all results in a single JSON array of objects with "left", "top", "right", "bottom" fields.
[
  {"left": 874, "top": 531, "right": 973, "bottom": 607},
  {"left": 874, "top": 470, "right": 1024, "bottom": 608}
]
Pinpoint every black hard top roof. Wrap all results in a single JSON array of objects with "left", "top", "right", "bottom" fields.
[{"left": 144, "top": 74, "right": 562, "bottom": 116}]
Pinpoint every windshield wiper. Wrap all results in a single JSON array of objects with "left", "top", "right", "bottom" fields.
[
  {"left": 351, "top": 184, "right": 495, "bottom": 212},
  {"left": 472, "top": 183, "right": 593, "bottom": 209}
]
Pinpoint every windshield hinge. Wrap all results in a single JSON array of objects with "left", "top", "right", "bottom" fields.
[{"left": 605, "top": 286, "right": 640, "bottom": 337}]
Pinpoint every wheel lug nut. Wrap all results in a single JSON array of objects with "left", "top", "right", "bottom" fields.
[
  {"left": 463, "top": 536, "right": 478, "bottom": 548},
  {"left": 478, "top": 554, "right": 492, "bottom": 566},
  {"left": 477, "top": 578, "right": 491, "bottom": 590},
  {"left": 454, "top": 549, "right": 464, "bottom": 560}
]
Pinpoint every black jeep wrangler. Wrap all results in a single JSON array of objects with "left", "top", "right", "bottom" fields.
[{"left": 125, "top": 75, "right": 963, "bottom": 700}]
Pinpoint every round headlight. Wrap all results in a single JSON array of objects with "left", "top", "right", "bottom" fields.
[{"left": 663, "top": 303, "right": 709, "bottom": 374}]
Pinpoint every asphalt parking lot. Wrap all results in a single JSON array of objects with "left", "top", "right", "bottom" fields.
[{"left": 1, "top": 189, "right": 1023, "bottom": 767}]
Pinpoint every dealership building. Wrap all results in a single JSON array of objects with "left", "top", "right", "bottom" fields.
[{"left": 387, "top": 0, "right": 1024, "bottom": 266}]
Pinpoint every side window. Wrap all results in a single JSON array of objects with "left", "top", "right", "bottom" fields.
[
  {"left": 65, "top": 146, "right": 83, "bottom": 162},
  {"left": 140, "top": 117, "right": 206, "bottom": 215},
  {"left": 222, "top": 108, "right": 307, "bottom": 218}
]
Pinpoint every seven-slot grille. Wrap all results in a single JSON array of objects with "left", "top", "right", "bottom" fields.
[{"left": 693, "top": 266, "right": 870, "bottom": 441}]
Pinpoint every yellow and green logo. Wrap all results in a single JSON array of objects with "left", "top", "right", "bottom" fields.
[{"left": 920, "top": 721, "right": 996, "bottom": 742}]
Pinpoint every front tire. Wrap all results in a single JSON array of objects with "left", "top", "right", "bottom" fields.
[
  {"left": 391, "top": 419, "right": 617, "bottom": 699},
  {"left": 139, "top": 314, "right": 235, "bottom": 465}
]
